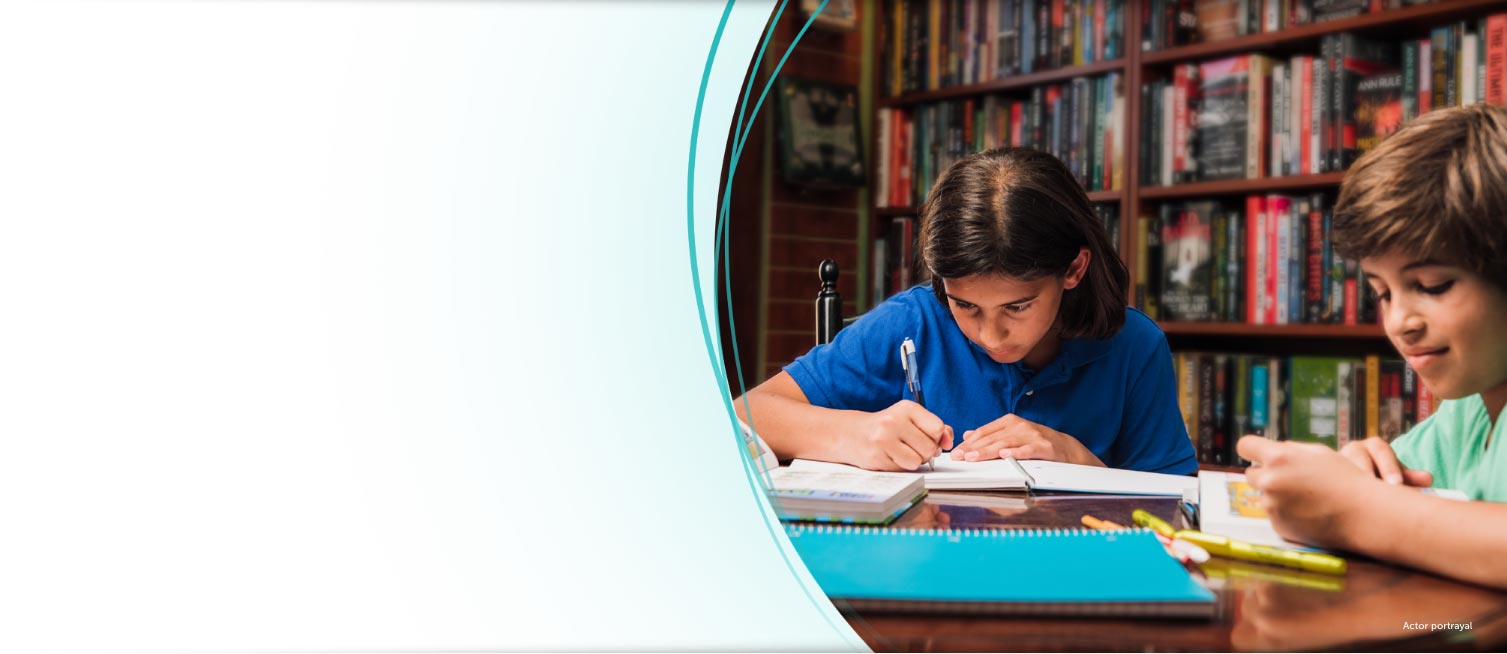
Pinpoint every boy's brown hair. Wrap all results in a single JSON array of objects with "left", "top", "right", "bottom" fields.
[
  {"left": 917, "top": 147, "right": 1128, "bottom": 339},
  {"left": 1334, "top": 104, "right": 1507, "bottom": 291}
]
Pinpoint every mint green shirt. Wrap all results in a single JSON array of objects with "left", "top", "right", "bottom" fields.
[{"left": 1391, "top": 394, "right": 1507, "bottom": 502}]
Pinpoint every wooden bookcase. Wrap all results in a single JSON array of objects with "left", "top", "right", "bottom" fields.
[{"left": 865, "top": 0, "right": 1507, "bottom": 354}]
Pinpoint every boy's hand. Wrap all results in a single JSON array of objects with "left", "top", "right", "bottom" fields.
[
  {"left": 1237, "top": 435, "right": 1377, "bottom": 550},
  {"left": 1339, "top": 437, "right": 1434, "bottom": 487},
  {"left": 847, "top": 400, "right": 953, "bottom": 471},
  {"left": 949, "top": 414, "right": 1104, "bottom": 467}
]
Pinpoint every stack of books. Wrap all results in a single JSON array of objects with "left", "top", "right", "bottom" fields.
[{"left": 767, "top": 467, "right": 927, "bottom": 525}]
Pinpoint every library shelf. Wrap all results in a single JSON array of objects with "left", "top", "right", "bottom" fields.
[
  {"left": 1138, "top": 172, "right": 1346, "bottom": 199},
  {"left": 877, "top": 59, "right": 1126, "bottom": 108},
  {"left": 1141, "top": 0, "right": 1507, "bottom": 65},
  {"left": 1158, "top": 322, "right": 1388, "bottom": 338}
]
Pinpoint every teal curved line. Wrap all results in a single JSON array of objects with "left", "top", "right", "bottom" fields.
[
  {"left": 705, "top": 0, "right": 783, "bottom": 488},
  {"left": 712, "top": 0, "right": 789, "bottom": 491},
  {"left": 717, "top": 0, "right": 830, "bottom": 491},
  {"left": 686, "top": 0, "right": 858, "bottom": 647}
]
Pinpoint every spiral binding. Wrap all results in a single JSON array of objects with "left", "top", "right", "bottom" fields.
[{"left": 785, "top": 523, "right": 1152, "bottom": 538}]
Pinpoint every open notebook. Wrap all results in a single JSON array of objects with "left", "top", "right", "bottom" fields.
[
  {"left": 788, "top": 457, "right": 1196, "bottom": 496},
  {"left": 787, "top": 524, "right": 1215, "bottom": 618}
]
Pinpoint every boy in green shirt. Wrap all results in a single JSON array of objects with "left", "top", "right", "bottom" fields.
[{"left": 1238, "top": 104, "right": 1507, "bottom": 590}]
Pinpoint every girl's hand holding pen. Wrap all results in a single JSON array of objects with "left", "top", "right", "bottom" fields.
[
  {"left": 848, "top": 400, "right": 953, "bottom": 472},
  {"left": 950, "top": 413, "right": 1104, "bottom": 466}
]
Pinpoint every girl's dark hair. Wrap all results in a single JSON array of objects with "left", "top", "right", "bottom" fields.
[{"left": 917, "top": 147, "right": 1129, "bottom": 339}]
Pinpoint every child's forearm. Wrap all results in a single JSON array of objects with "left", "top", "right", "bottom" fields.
[
  {"left": 1350, "top": 486, "right": 1507, "bottom": 590},
  {"left": 733, "top": 375, "right": 863, "bottom": 464}
]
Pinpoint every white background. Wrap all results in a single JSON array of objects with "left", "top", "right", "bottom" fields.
[{"left": 0, "top": 0, "right": 862, "bottom": 649}]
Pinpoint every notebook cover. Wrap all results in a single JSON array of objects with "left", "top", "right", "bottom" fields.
[{"left": 787, "top": 525, "right": 1215, "bottom": 618}]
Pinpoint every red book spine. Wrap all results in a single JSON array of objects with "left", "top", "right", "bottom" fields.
[
  {"left": 1247, "top": 195, "right": 1265, "bottom": 325},
  {"left": 1344, "top": 279, "right": 1358, "bottom": 325},
  {"left": 1419, "top": 39, "right": 1433, "bottom": 114},
  {"left": 1267, "top": 194, "right": 1285, "bottom": 325},
  {"left": 1094, "top": 0, "right": 1106, "bottom": 61},
  {"left": 1300, "top": 57, "right": 1313, "bottom": 175},
  {"left": 1008, "top": 102, "right": 1019, "bottom": 146},
  {"left": 1417, "top": 382, "right": 1434, "bottom": 422},
  {"left": 1488, "top": 14, "right": 1506, "bottom": 106},
  {"left": 1306, "top": 202, "right": 1324, "bottom": 320}
]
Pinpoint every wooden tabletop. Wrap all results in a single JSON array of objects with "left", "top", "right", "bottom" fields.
[{"left": 839, "top": 493, "right": 1507, "bottom": 652}]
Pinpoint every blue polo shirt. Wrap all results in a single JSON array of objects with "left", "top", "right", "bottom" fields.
[{"left": 785, "top": 286, "right": 1197, "bottom": 474}]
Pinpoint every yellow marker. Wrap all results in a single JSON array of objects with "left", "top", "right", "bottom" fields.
[
  {"left": 1131, "top": 509, "right": 1175, "bottom": 537},
  {"left": 1173, "top": 530, "right": 1347, "bottom": 576},
  {"left": 1080, "top": 514, "right": 1125, "bottom": 531}
]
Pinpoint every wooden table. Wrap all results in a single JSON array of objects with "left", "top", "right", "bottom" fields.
[{"left": 839, "top": 492, "right": 1507, "bottom": 652}]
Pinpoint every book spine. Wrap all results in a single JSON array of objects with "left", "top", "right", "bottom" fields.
[
  {"left": 1418, "top": 37, "right": 1432, "bottom": 113},
  {"left": 1231, "top": 204, "right": 1245, "bottom": 323},
  {"left": 1198, "top": 354, "right": 1215, "bottom": 464},
  {"left": 1272, "top": 62, "right": 1287, "bottom": 177},
  {"left": 1365, "top": 354, "right": 1380, "bottom": 439},
  {"left": 1178, "top": 353, "right": 1198, "bottom": 445},
  {"left": 1417, "top": 375, "right": 1434, "bottom": 422},
  {"left": 1311, "top": 54, "right": 1324, "bottom": 174},
  {"left": 1269, "top": 357, "right": 1284, "bottom": 440},
  {"left": 876, "top": 109, "right": 892, "bottom": 209},
  {"left": 1336, "top": 360, "right": 1353, "bottom": 447},
  {"left": 1274, "top": 195, "right": 1290, "bottom": 325},
  {"left": 1162, "top": 83, "right": 1175, "bottom": 185},
  {"left": 1403, "top": 40, "right": 1418, "bottom": 121},
  {"left": 1317, "top": 35, "right": 1331, "bottom": 172},
  {"left": 1233, "top": 356, "right": 1252, "bottom": 465},
  {"left": 1249, "top": 56, "right": 1270, "bottom": 179},
  {"left": 1305, "top": 195, "right": 1324, "bottom": 323},
  {"left": 1489, "top": 14, "right": 1507, "bottom": 106},
  {"left": 1214, "top": 354, "right": 1231, "bottom": 465},
  {"left": 1247, "top": 194, "right": 1265, "bottom": 325},
  {"left": 1173, "top": 64, "right": 1189, "bottom": 181}
]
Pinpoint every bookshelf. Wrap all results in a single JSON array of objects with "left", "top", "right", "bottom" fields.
[{"left": 866, "top": 0, "right": 1502, "bottom": 465}]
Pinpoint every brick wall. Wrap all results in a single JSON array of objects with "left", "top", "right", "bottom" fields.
[{"left": 719, "top": 4, "right": 868, "bottom": 393}]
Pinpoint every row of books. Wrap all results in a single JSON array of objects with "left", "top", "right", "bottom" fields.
[
  {"left": 1174, "top": 352, "right": 1438, "bottom": 466},
  {"left": 882, "top": 0, "right": 1129, "bottom": 96},
  {"left": 871, "top": 204, "right": 1119, "bottom": 302},
  {"left": 1136, "top": 193, "right": 1380, "bottom": 325},
  {"left": 1143, "top": 0, "right": 1437, "bottom": 52},
  {"left": 1142, "top": 21, "right": 1507, "bottom": 185},
  {"left": 874, "top": 73, "right": 1127, "bottom": 208}
]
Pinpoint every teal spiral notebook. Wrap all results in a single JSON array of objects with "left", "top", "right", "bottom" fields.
[{"left": 787, "top": 525, "right": 1216, "bottom": 618}]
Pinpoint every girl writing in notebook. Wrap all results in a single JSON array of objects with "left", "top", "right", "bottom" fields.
[{"left": 736, "top": 148, "right": 1196, "bottom": 474}]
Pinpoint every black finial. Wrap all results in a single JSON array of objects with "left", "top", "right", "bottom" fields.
[{"left": 816, "top": 259, "right": 843, "bottom": 345}]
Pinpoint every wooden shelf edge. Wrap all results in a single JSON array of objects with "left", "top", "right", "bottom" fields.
[
  {"left": 1158, "top": 321, "right": 1388, "bottom": 338},
  {"left": 1142, "top": 0, "right": 1507, "bottom": 64},
  {"left": 878, "top": 59, "right": 1126, "bottom": 107},
  {"left": 1139, "top": 172, "right": 1346, "bottom": 199}
]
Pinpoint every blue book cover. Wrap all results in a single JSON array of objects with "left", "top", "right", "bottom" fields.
[{"left": 787, "top": 525, "right": 1215, "bottom": 618}]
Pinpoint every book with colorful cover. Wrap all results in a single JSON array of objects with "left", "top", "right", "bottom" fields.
[
  {"left": 1287, "top": 356, "right": 1352, "bottom": 449},
  {"left": 767, "top": 467, "right": 926, "bottom": 525}
]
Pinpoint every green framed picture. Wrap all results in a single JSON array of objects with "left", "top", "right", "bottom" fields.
[{"left": 776, "top": 77, "right": 865, "bottom": 188}]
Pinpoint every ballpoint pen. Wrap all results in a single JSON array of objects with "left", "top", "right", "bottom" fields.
[{"left": 899, "top": 337, "right": 935, "bottom": 472}]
